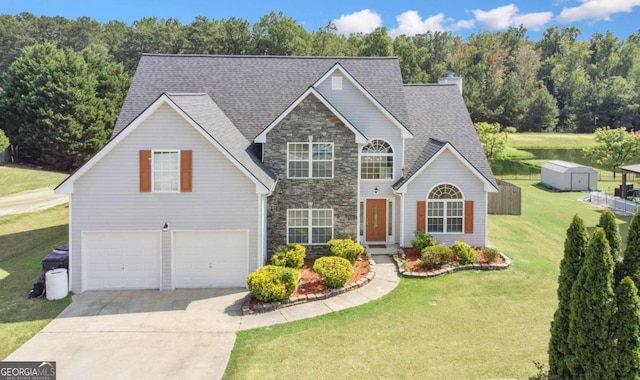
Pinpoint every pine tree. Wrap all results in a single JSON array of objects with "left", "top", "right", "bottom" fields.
[
  {"left": 599, "top": 210, "right": 621, "bottom": 262},
  {"left": 614, "top": 277, "right": 640, "bottom": 379},
  {"left": 621, "top": 209, "right": 640, "bottom": 286},
  {"left": 567, "top": 227, "right": 617, "bottom": 379},
  {"left": 548, "top": 214, "right": 589, "bottom": 379}
]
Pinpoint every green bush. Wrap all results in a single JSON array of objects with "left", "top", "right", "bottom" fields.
[
  {"left": 421, "top": 245, "right": 453, "bottom": 269},
  {"left": 313, "top": 256, "right": 353, "bottom": 288},
  {"left": 246, "top": 265, "right": 299, "bottom": 302},
  {"left": 411, "top": 231, "right": 437, "bottom": 252},
  {"left": 0, "top": 129, "right": 9, "bottom": 151},
  {"left": 327, "top": 238, "right": 364, "bottom": 264},
  {"left": 414, "top": 259, "right": 425, "bottom": 269},
  {"left": 452, "top": 241, "right": 477, "bottom": 265},
  {"left": 482, "top": 247, "right": 500, "bottom": 263},
  {"left": 503, "top": 126, "right": 517, "bottom": 134},
  {"left": 271, "top": 243, "right": 306, "bottom": 268}
]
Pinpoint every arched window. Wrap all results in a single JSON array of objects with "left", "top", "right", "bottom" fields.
[
  {"left": 427, "top": 184, "right": 463, "bottom": 233},
  {"left": 361, "top": 139, "right": 393, "bottom": 179}
]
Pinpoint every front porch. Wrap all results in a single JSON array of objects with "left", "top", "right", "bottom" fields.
[{"left": 365, "top": 243, "right": 402, "bottom": 256}]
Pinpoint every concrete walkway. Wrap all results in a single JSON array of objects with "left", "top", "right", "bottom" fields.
[
  {"left": 0, "top": 187, "right": 68, "bottom": 216},
  {"left": 7, "top": 255, "right": 399, "bottom": 380}
]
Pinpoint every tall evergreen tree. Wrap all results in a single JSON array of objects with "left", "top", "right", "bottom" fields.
[
  {"left": 567, "top": 227, "right": 617, "bottom": 378},
  {"left": 614, "top": 276, "right": 640, "bottom": 379},
  {"left": 599, "top": 209, "right": 622, "bottom": 263},
  {"left": 548, "top": 214, "right": 589, "bottom": 379},
  {"left": 621, "top": 209, "right": 640, "bottom": 286}
]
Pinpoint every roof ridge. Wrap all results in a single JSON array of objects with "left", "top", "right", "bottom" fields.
[{"left": 404, "top": 83, "right": 457, "bottom": 87}]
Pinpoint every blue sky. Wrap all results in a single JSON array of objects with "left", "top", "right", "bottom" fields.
[{"left": 2, "top": 0, "right": 640, "bottom": 40}]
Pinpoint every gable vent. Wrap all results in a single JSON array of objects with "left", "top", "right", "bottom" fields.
[{"left": 331, "top": 76, "right": 343, "bottom": 90}]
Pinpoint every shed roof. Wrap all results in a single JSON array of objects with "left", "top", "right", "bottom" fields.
[{"left": 542, "top": 160, "right": 595, "bottom": 173}]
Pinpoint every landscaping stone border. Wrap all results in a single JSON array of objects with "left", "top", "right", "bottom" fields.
[
  {"left": 242, "top": 254, "right": 376, "bottom": 315},
  {"left": 393, "top": 252, "right": 512, "bottom": 278}
]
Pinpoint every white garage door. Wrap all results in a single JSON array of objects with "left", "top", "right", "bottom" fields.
[
  {"left": 174, "top": 230, "right": 248, "bottom": 288},
  {"left": 84, "top": 232, "right": 161, "bottom": 290}
]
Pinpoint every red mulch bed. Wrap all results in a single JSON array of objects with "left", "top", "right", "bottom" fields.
[
  {"left": 248, "top": 255, "right": 370, "bottom": 308},
  {"left": 403, "top": 247, "right": 503, "bottom": 273}
]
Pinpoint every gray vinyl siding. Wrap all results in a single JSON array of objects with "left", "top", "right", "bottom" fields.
[
  {"left": 70, "top": 103, "right": 260, "bottom": 292},
  {"left": 317, "top": 72, "right": 405, "bottom": 244},
  {"left": 403, "top": 150, "right": 488, "bottom": 247}
]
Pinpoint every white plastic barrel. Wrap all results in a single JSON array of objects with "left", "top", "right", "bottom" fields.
[{"left": 46, "top": 268, "right": 68, "bottom": 300}]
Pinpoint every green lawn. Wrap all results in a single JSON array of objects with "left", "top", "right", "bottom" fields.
[
  {"left": 507, "top": 133, "right": 595, "bottom": 149},
  {"left": 0, "top": 205, "right": 71, "bottom": 359},
  {"left": 223, "top": 181, "right": 630, "bottom": 379},
  {"left": 0, "top": 165, "right": 68, "bottom": 197}
]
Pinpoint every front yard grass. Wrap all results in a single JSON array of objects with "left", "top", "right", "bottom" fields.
[
  {"left": 0, "top": 204, "right": 70, "bottom": 359},
  {"left": 0, "top": 164, "right": 68, "bottom": 197},
  {"left": 507, "top": 132, "right": 595, "bottom": 149},
  {"left": 224, "top": 181, "right": 627, "bottom": 379}
]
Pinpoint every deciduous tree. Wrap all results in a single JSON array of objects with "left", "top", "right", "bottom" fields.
[
  {"left": 583, "top": 127, "right": 640, "bottom": 178},
  {"left": 474, "top": 122, "right": 508, "bottom": 163}
]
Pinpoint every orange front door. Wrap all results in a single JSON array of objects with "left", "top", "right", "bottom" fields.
[{"left": 366, "top": 199, "right": 387, "bottom": 242}]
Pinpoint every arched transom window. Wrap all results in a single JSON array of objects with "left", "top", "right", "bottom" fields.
[
  {"left": 427, "top": 184, "right": 463, "bottom": 233},
  {"left": 361, "top": 139, "right": 393, "bottom": 179}
]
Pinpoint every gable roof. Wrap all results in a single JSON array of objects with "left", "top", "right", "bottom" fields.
[
  {"left": 394, "top": 84, "right": 497, "bottom": 191},
  {"left": 114, "top": 55, "right": 410, "bottom": 141},
  {"left": 254, "top": 87, "right": 368, "bottom": 144},
  {"left": 56, "top": 93, "right": 276, "bottom": 194}
]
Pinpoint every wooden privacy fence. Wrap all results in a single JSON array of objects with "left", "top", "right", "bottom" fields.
[{"left": 489, "top": 179, "right": 521, "bottom": 215}]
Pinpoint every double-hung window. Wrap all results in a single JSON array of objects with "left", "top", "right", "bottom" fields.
[
  {"left": 287, "top": 209, "right": 333, "bottom": 244},
  {"left": 153, "top": 151, "right": 180, "bottom": 192},
  {"left": 287, "top": 143, "right": 333, "bottom": 178},
  {"left": 427, "top": 184, "right": 464, "bottom": 233}
]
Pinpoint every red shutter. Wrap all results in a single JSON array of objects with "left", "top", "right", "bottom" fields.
[
  {"left": 180, "top": 150, "right": 192, "bottom": 192},
  {"left": 464, "top": 200, "right": 474, "bottom": 234},
  {"left": 417, "top": 201, "right": 426, "bottom": 232},
  {"left": 139, "top": 150, "right": 151, "bottom": 192}
]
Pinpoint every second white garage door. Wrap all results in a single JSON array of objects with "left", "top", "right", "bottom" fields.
[{"left": 174, "top": 230, "right": 249, "bottom": 288}]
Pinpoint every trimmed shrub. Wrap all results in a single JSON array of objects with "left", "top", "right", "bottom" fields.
[
  {"left": 271, "top": 243, "right": 306, "bottom": 268},
  {"left": 414, "top": 259, "right": 425, "bottom": 269},
  {"left": 246, "top": 265, "right": 299, "bottom": 302},
  {"left": 452, "top": 241, "right": 477, "bottom": 265},
  {"left": 313, "top": 256, "right": 353, "bottom": 288},
  {"left": 327, "top": 238, "right": 364, "bottom": 264},
  {"left": 411, "top": 231, "right": 437, "bottom": 252},
  {"left": 503, "top": 126, "right": 517, "bottom": 134},
  {"left": 421, "top": 245, "right": 453, "bottom": 269},
  {"left": 482, "top": 247, "right": 500, "bottom": 263}
]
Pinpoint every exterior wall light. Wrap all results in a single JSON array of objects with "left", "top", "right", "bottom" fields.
[
  {"left": 374, "top": 186, "right": 379, "bottom": 194},
  {"left": 162, "top": 223, "right": 169, "bottom": 232}
]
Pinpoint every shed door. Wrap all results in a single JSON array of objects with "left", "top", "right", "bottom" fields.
[
  {"left": 571, "top": 173, "right": 589, "bottom": 191},
  {"left": 174, "top": 230, "right": 248, "bottom": 288}
]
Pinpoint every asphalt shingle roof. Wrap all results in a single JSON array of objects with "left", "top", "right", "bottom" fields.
[
  {"left": 115, "top": 55, "right": 409, "bottom": 140},
  {"left": 395, "top": 84, "right": 497, "bottom": 189},
  {"left": 165, "top": 93, "right": 277, "bottom": 190}
]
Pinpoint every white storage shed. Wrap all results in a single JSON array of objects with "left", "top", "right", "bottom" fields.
[{"left": 541, "top": 160, "right": 598, "bottom": 191}]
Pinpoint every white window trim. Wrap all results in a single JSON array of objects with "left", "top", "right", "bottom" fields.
[
  {"left": 287, "top": 142, "right": 334, "bottom": 179},
  {"left": 152, "top": 149, "right": 181, "bottom": 193},
  {"left": 426, "top": 183, "right": 464, "bottom": 234},
  {"left": 360, "top": 139, "right": 394, "bottom": 181},
  {"left": 331, "top": 76, "right": 343, "bottom": 90},
  {"left": 286, "top": 208, "right": 334, "bottom": 245}
]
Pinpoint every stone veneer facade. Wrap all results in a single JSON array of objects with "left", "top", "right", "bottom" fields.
[{"left": 263, "top": 94, "right": 359, "bottom": 257}]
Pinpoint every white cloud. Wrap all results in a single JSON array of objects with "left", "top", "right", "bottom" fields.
[
  {"left": 389, "top": 11, "right": 447, "bottom": 37},
  {"left": 472, "top": 4, "right": 553, "bottom": 30},
  {"left": 449, "top": 19, "right": 476, "bottom": 31},
  {"left": 333, "top": 9, "right": 382, "bottom": 35},
  {"left": 557, "top": 0, "right": 640, "bottom": 22}
]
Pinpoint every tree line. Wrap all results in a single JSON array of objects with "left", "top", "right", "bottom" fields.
[{"left": 0, "top": 11, "right": 639, "bottom": 169}]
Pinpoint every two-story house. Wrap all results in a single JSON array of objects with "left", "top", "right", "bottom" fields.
[{"left": 56, "top": 55, "right": 497, "bottom": 292}]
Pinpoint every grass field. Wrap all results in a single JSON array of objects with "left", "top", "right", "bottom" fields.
[
  {"left": 0, "top": 165, "right": 68, "bottom": 197},
  {"left": 223, "top": 180, "right": 630, "bottom": 379},
  {"left": 0, "top": 205, "right": 70, "bottom": 359},
  {"left": 507, "top": 133, "right": 596, "bottom": 149}
]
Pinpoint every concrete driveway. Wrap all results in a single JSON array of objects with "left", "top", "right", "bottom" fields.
[
  {"left": 7, "top": 288, "right": 248, "bottom": 380},
  {"left": 7, "top": 256, "right": 399, "bottom": 380}
]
